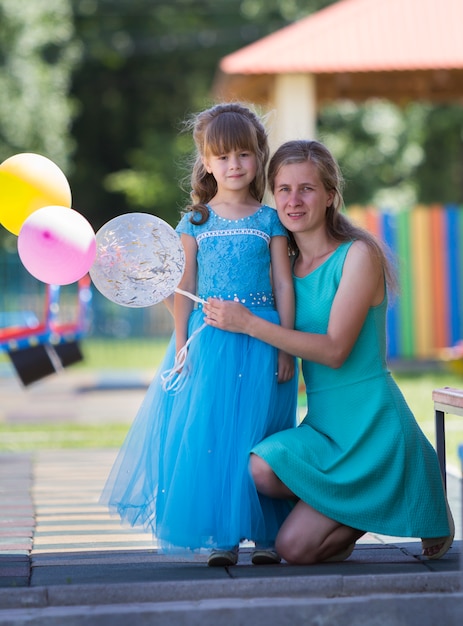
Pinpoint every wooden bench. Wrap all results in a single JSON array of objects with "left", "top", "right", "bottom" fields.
[{"left": 432, "top": 387, "right": 463, "bottom": 490}]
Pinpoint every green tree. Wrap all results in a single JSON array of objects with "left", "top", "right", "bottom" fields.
[
  {"left": 70, "top": 0, "right": 336, "bottom": 229},
  {"left": 414, "top": 104, "right": 463, "bottom": 204},
  {"left": 0, "top": 0, "right": 80, "bottom": 169},
  {"left": 0, "top": 0, "right": 80, "bottom": 248},
  {"left": 319, "top": 100, "right": 463, "bottom": 209}
]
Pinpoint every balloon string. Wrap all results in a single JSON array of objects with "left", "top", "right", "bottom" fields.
[
  {"left": 161, "top": 323, "right": 206, "bottom": 392},
  {"left": 161, "top": 289, "right": 207, "bottom": 393},
  {"left": 174, "top": 287, "right": 206, "bottom": 305}
]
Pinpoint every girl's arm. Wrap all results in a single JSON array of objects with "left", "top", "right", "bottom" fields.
[
  {"left": 204, "top": 240, "right": 384, "bottom": 369},
  {"left": 270, "top": 235, "right": 295, "bottom": 382},
  {"left": 163, "top": 293, "right": 175, "bottom": 316},
  {"left": 174, "top": 233, "right": 198, "bottom": 353}
]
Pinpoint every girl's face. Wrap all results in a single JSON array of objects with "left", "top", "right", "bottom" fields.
[
  {"left": 273, "top": 161, "right": 334, "bottom": 235},
  {"left": 204, "top": 149, "right": 257, "bottom": 192}
]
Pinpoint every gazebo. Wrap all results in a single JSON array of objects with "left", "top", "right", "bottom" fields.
[
  {"left": 213, "top": 0, "right": 463, "bottom": 364},
  {"left": 213, "top": 0, "right": 463, "bottom": 148}
]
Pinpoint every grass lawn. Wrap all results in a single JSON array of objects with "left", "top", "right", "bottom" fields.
[
  {"left": 73, "top": 337, "right": 171, "bottom": 370},
  {"left": 1, "top": 340, "right": 462, "bottom": 471},
  {"left": 0, "top": 423, "right": 131, "bottom": 450},
  {"left": 393, "top": 370, "right": 463, "bottom": 473}
]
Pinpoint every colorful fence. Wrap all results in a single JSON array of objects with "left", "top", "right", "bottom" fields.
[{"left": 347, "top": 204, "right": 463, "bottom": 360}]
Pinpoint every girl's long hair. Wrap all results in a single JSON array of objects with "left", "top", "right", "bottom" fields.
[
  {"left": 268, "top": 140, "right": 397, "bottom": 291},
  {"left": 183, "top": 103, "right": 269, "bottom": 224}
]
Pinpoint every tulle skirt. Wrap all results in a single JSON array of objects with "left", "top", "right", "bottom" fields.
[{"left": 101, "top": 306, "right": 298, "bottom": 552}]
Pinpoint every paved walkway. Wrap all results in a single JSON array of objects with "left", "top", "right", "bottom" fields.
[{"left": 0, "top": 370, "right": 462, "bottom": 624}]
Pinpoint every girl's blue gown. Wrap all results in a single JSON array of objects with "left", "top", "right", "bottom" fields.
[{"left": 101, "top": 206, "right": 298, "bottom": 552}]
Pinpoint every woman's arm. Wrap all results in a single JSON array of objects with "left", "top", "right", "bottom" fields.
[
  {"left": 173, "top": 233, "right": 197, "bottom": 353},
  {"left": 204, "top": 241, "right": 384, "bottom": 368},
  {"left": 270, "top": 235, "right": 295, "bottom": 382}
]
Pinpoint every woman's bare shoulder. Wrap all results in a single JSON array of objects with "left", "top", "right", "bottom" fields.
[{"left": 344, "top": 239, "right": 383, "bottom": 280}]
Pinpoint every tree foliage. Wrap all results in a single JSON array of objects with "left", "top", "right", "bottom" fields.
[
  {"left": 0, "top": 0, "right": 462, "bottom": 241},
  {"left": 69, "top": 0, "right": 336, "bottom": 229},
  {"left": 0, "top": 0, "right": 80, "bottom": 169},
  {"left": 319, "top": 100, "right": 463, "bottom": 209}
]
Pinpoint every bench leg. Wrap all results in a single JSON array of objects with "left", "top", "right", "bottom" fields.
[{"left": 434, "top": 408, "right": 447, "bottom": 491}]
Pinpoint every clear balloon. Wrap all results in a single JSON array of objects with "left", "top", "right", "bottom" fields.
[
  {"left": 0, "top": 153, "right": 72, "bottom": 235},
  {"left": 89, "top": 212, "right": 185, "bottom": 307},
  {"left": 17, "top": 205, "right": 96, "bottom": 285}
]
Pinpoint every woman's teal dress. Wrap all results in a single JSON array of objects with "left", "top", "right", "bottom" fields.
[{"left": 252, "top": 241, "right": 450, "bottom": 538}]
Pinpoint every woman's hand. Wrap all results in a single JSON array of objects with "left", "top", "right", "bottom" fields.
[{"left": 203, "top": 298, "right": 251, "bottom": 333}]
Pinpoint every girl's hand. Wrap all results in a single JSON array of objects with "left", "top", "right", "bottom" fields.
[
  {"left": 203, "top": 298, "right": 251, "bottom": 333},
  {"left": 277, "top": 351, "right": 295, "bottom": 383}
]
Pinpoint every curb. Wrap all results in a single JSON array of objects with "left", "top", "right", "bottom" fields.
[
  {"left": 1, "top": 590, "right": 463, "bottom": 626},
  {"left": 0, "top": 571, "right": 460, "bottom": 611}
]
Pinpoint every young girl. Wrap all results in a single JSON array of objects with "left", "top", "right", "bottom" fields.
[{"left": 101, "top": 103, "right": 298, "bottom": 566}]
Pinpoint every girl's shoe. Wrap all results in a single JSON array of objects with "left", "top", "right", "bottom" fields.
[
  {"left": 251, "top": 548, "right": 281, "bottom": 565},
  {"left": 422, "top": 502, "right": 455, "bottom": 560},
  {"left": 207, "top": 546, "right": 239, "bottom": 567}
]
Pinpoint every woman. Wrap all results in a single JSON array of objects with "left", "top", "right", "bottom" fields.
[{"left": 203, "top": 139, "right": 454, "bottom": 565}]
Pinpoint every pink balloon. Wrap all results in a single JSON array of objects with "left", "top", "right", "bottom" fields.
[{"left": 17, "top": 205, "right": 96, "bottom": 285}]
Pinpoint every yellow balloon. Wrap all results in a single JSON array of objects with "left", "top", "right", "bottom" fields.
[{"left": 0, "top": 153, "right": 72, "bottom": 235}]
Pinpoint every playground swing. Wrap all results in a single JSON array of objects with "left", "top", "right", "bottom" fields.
[{"left": 0, "top": 275, "right": 92, "bottom": 386}]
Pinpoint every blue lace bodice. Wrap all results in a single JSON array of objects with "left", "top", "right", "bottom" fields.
[{"left": 176, "top": 205, "right": 287, "bottom": 308}]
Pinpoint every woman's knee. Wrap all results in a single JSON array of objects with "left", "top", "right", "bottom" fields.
[{"left": 275, "top": 525, "right": 318, "bottom": 565}]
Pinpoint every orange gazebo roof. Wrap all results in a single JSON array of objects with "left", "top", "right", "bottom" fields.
[{"left": 215, "top": 0, "right": 463, "bottom": 103}]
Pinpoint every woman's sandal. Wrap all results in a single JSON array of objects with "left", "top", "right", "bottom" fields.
[
  {"left": 421, "top": 501, "right": 455, "bottom": 560},
  {"left": 323, "top": 542, "right": 356, "bottom": 563}
]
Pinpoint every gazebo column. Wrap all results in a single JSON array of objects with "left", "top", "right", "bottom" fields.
[{"left": 269, "top": 73, "right": 317, "bottom": 151}]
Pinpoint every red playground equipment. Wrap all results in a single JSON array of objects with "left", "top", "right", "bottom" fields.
[{"left": 0, "top": 275, "right": 92, "bottom": 385}]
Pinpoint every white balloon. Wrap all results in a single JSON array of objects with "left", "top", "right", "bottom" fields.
[{"left": 89, "top": 213, "right": 185, "bottom": 307}]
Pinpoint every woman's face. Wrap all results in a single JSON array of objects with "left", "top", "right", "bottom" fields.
[{"left": 272, "top": 161, "right": 334, "bottom": 235}]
